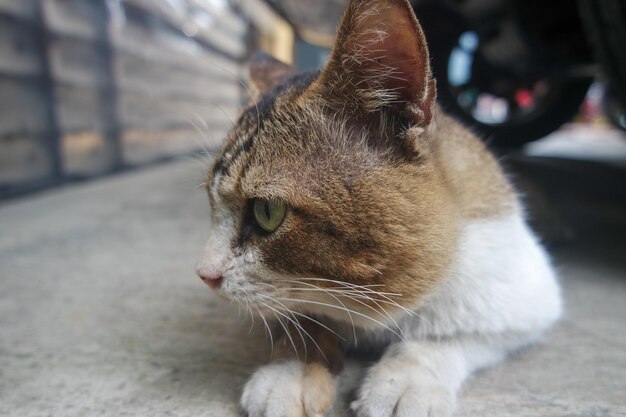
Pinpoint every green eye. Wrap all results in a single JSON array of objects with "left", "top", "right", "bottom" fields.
[{"left": 253, "top": 199, "right": 287, "bottom": 232}]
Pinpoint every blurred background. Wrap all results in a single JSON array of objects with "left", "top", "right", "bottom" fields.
[
  {"left": 0, "top": 0, "right": 256, "bottom": 197},
  {"left": 0, "top": 1, "right": 625, "bottom": 416}
]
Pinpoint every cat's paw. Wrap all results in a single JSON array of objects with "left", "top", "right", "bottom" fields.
[
  {"left": 350, "top": 361, "right": 456, "bottom": 417},
  {"left": 241, "top": 360, "right": 336, "bottom": 417}
]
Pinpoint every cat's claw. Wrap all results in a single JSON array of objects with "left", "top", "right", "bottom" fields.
[{"left": 241, "top": 360, "right": 335, "bottom": 417}]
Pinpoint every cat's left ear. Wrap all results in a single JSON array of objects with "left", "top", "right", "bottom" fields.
[
  {"left": 249, "top": 52, "right": 294, "bottom": 94},
  {"left": 314, "top": 0, "right": 436, "bottom": 127}
]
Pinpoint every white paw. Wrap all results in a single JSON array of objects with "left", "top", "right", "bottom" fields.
[
  {"left": 351, "top": 360, "right": 456, "bottom": 417},
  {"left": 241, "top": 360, "right": 336, "bottom": 417}
]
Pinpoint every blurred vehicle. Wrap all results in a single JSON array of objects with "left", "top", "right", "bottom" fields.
[{"left": 413, "top": 0, "right": 626, "bottom": 146}]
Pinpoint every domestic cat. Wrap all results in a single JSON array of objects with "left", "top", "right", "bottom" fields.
[{"left": 196, "top": 0, "right": 562, "bottom": 416}]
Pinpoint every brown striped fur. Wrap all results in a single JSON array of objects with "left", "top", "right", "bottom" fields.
[{"left": 205, "top": 0, "right": 517, "bottom": 321}]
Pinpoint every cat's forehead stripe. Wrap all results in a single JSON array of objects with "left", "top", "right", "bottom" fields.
[
  {"left": 214, "top": 70, "right": 320, "bottom": 177},
  {"left": 213, "top": 94, "right": 277, "bottom": 177},
  {"left": 223, "top": 132, "right": 256, "bottom": 176}
]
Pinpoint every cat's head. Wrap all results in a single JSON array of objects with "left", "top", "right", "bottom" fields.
[{"left": 196, "top": 0, "right": 459, "bottom": 328}]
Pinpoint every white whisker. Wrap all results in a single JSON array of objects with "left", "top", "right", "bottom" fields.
[
  {"left": 282, "top": 283, "right": 405, "bottom": 338},
  {"left": 272, "top": 308, "right": 299, "bottom": 359},
  {"left": 281, "top": 279, "right": 358, "bottom": 346},
  {"left": 295, "top": 287, "right": 403, "bottom": 335},
  {"left": 281, "top": 276, "right": 416, "bottom": 318},
  {"left": 255, "top": 304, "right": 274, "bottom": 355},
  {"left": 246, "top": 300, "right": 255, "bottom": 334},
  {"left": 257, "top": 294, "right": 346, "bottom": 341},
  {"left": 260, "top": 301, "right": 308, "bottom": 358},
  {"left": 258, "top": 296, "right": 331, "bottom": 363},
  {"left": 276, "top": 296, "right": 405, "bottom": 341}
]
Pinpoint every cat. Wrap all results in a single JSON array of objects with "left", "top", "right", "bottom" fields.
[{"left": 195, "top": 0, "right": 562, "bottom": 416}]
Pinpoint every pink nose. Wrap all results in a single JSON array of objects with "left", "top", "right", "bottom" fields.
[{"left": 197, "top": 267, "right": 224, "bottom": 289}]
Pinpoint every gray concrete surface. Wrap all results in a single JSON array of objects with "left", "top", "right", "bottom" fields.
[{"left": 1, "top": 159, "right": 625, "bottom": 417}]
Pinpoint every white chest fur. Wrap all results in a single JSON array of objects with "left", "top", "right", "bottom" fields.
[{"left": 409, "top": 214, "right": 562, "bottom": 340}]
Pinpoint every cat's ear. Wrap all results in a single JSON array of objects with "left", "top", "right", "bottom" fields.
[
  {"left": 315, "top": 0, "right": 436, "bottom": 126},
  {"left": 249, "top": 52, "right": 294, "bottom": 94}
]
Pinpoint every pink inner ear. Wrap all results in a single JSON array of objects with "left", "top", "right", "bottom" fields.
[
  {"left": 346, "top": 1, "right": 430, "bottom": 105},
  {"left": 317, "top": 0, "right": 435, "bottom": 125}
]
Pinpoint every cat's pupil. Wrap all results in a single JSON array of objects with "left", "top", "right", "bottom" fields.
[{"left": 264, "top": 202, "right": 271, "bottom": 220}]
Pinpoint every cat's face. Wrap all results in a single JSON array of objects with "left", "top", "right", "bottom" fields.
[{"left": 197, "top": 0, "right": 459, "bottom": 327}]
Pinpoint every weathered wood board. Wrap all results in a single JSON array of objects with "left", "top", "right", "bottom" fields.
[{"left": 0, "top": 0, "right": 247, "bottom": 193}]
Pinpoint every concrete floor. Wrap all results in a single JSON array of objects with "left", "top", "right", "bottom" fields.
[{"left": 1, "top": 156, "right": 625, "bottom": 417}]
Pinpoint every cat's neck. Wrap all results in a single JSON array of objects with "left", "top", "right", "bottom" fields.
[{"left": 432, "top": 106, "right": 520, "bottom": 220}]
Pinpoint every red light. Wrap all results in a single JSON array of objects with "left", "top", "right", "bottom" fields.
[{"left": 515, "top": 89, "right": 534, "bottom": 108}]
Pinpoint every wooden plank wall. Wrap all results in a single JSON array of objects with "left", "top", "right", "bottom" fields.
[{"left": 0, "top": 0, "right": 247, "bottom": 196}]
